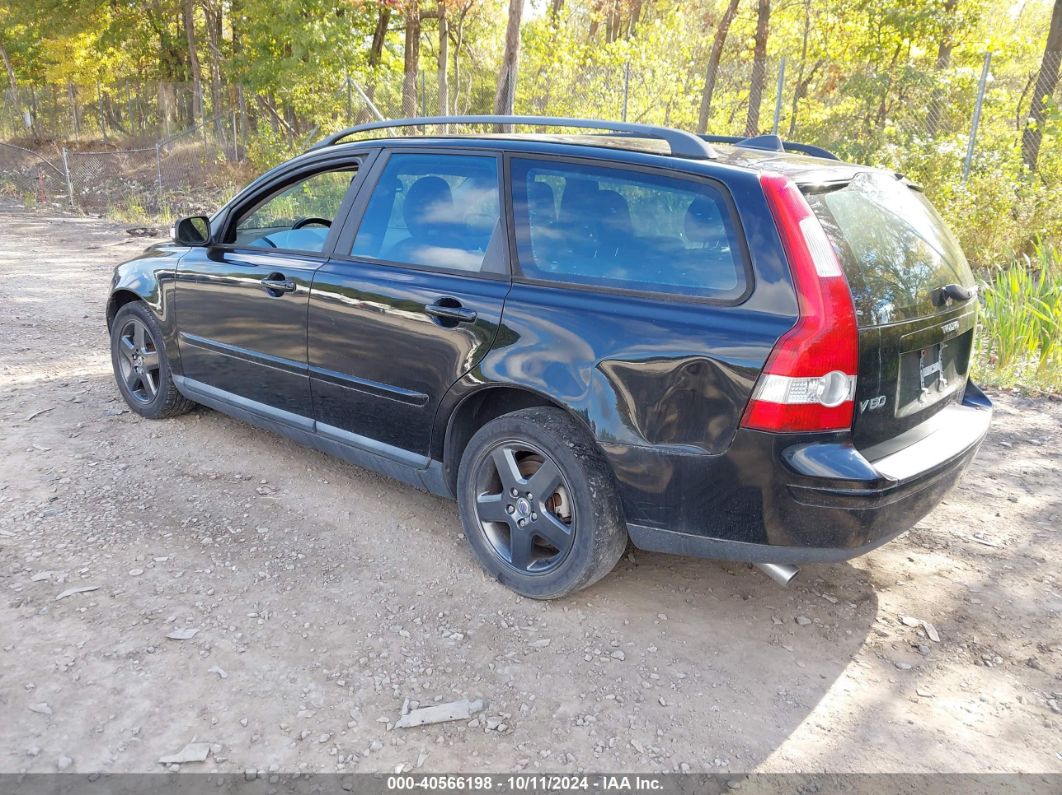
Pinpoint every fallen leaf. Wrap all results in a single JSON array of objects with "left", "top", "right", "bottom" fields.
[{"left": 166, "top": 627, "right": 199, "bottom": 640}]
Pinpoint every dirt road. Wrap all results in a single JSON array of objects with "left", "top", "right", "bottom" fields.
[{"left": 1, "top": 202, "right": 1060, "bottom": 776}]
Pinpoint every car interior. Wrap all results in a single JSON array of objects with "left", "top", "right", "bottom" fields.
[
  {"left": 518, "top": 166, "right": 743, "bottom": 296},
  {"left": 352, "top": 155, "right": 501, "bottom": 272},
  {"left": 231, "top": 168, "right": 360, "bottom": 252}
]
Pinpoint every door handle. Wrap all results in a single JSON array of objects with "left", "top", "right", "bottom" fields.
[
  {"left": 425, "top": 301, "right": 477, "bottom": 323},
  {"left": 261, "top": 276, "right": 296, "bottom": 295}
]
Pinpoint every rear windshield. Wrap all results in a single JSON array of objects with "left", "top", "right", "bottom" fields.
[{"left": 805, "top": 172, "right": 974, "bottom": 325}]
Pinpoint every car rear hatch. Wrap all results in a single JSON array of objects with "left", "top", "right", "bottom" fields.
[{"left": 802, "top": 171, "right": 979, "bottom": 450}]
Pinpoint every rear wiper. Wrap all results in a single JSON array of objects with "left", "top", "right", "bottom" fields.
[{"left": 932, "top": 283, "right": 977, "bottom": 306}]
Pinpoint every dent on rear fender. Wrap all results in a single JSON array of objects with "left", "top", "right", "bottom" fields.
[{"left": 588, "top": 355, "right": 757, "bottom": 455}]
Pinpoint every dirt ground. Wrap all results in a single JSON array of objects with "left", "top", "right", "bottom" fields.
[{"left": 0, "top": 201, "right": 1060, "bottom": 777}]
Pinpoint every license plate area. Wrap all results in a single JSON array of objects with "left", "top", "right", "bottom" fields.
[{"left": 897, "top": 330, "right": 972, "bottom": 418}]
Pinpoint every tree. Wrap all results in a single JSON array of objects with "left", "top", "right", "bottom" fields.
[
  {"left": 927, "top": 0, "right": 959, "bottom": 136},
  {"left": 787, "top": 0, "right": 821, "bottom": 137},
  {"left": 745, "top": 0, "right": 771, "bottom": 136},
  {"left": 364, "top": 2, "right": 391, "bottom": 114},
  {"left": 697, "top": 0, "right": 740, "bottom": 134},
  {"left": 438, "top": 1, "right": 448, "bottom": 115},
  {"left": 1022, "top": 0, "right": 1062, "bottom": 172},
  {"left": 448, "top": 0, "right": 475, "bottom": 114},
  {"left": 181, "top": 0, "right": 203, "bottom": 126},
  {"left": 202, "top": 0, "right": 225, "bottom": 134},
  {"left": 402, "top": 1, "right": 421, "bottom": 116},
  {"left": 493, "top": 0, "right": 524, "bottom": 117}
]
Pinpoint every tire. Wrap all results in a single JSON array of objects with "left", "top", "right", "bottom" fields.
[
  {"left": 110, "top": 302, "right": 194, "bottom": 420},
  {"left": 457, "top": 407, "right": 628, "bottom": 599}
]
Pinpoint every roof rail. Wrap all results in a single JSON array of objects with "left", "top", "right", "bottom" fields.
[
  {"left": 699, "top": 133, "right": 841, "bottom": 161},
  {"left": 310, "top": 115, "right": 719, "bottom": 159}
]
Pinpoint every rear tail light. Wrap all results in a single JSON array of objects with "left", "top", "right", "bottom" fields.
[{"left": 741, "top": 172, "right": 859, "bottom": 433}]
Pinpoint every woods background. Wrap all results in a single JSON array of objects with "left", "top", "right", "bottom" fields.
[{"left": 1, "top": 0, "right": 1061, "bottom": 388}]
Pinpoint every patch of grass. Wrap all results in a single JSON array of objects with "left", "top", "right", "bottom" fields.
[{"left": 974, "top": 239, "right": 1062, "bottom": 394}]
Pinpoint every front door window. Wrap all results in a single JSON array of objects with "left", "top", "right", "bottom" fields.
[{"left": 232, "top": 168, "right": 359, "bottom": 252}]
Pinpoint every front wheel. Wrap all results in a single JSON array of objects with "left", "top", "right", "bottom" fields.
[
  {"left": 110, "top": 302, "right": 194, "bottom": 419},
  {"left": 457, "top": 407, "right": 628, "bottom": 599}
]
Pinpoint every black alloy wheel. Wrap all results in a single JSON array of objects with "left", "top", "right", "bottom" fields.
[
  {"left": 109, "top": 301, "right": 194, "bottom": 419},
  {"left": 457, "top": 407, "right": 629, "bottom": 599},
  {"left": 472, "top": 440, "right": 576, "bottom": 574},
  {"left": 116, "top": 316, "right": 161, "bottom": 404}
]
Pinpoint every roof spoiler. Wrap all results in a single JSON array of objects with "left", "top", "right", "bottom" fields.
[{"left": 699, "top": 133, "right": 841, "bottom": 161}]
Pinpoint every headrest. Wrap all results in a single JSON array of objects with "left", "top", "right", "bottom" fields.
[
  {"left": 404, "top": 176, "right": 454, "bottom": 237},
  {"left": 685, "top": 196, "right": 727, "bottom": 246},
  {"left": 597, "top": 189, "right": 632, "bottom": 233}
]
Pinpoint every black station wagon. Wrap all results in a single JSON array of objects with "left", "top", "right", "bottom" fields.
[{"left": 107, "top": 115, "right": 992, "bottom": 598}]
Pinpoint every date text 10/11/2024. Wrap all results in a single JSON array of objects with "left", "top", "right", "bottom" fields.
[{"left": 385, "top": 775, "right": 665, "bottom": 791}]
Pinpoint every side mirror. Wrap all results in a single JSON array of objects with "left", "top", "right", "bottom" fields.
[{"left": 173, "top": 216, "right": 212, "bottom": 246}]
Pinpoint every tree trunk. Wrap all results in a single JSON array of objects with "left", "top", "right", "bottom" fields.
[
  {"left": 787, "top": 0, "right": 812, "bottom": 137},
  {"left": 744, "top": 0, "right": 771, "bottom": 137},
  {"left": 629, "top": 0, "right": 643, "bottom": 37},
  {"left": 367, "top": 5, "right": 390, "bottom": 96},
  {"left": 356, "top": 5, "right": 390, "bottom": 120},
  {"left": 493, "top": 0, "right": 525, "bottom": 120},
  {"left": 0, "top": 42, "right": 17, "bottom": 96},
  {"left": 787, "top": 60, "right": 821, "bottom": 138},
  {"left": 452, "top": 4, "right": 470, "bottom": 113},
  {"left": 204, "top": 0, "right": 225, "bottom": 134},
  {"left": 438, "top": 2, "right": 449, "bottom": 116},
  {"left": 231, "top": 0, "right": 249, "bottom": 140},
  {"left": 927, "top": 0, "right": 958, "bottom": 137},
  {"left": 1022, "top": 0, "right": 1062, "bottom": 172},
  {"left": 0, "top": 41, "right": 30, "bottom": 133},
  {"left": 402, "top": 1, "right": 421, "bottom": 116},
  {"left": 68, "top": 82, "right": 82, "bottom": 139},
  {"left": 697, "top": 0, "right": 740, "bottom": 134},
  {"left": 550, "top": 0, "right": 564, "bottom": 21},
  {"left": 182, "top": 0, "right": 203, "bottom": 127}
]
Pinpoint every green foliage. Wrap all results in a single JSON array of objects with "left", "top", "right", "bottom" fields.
[{"left": 975, "top": 239, "right": 1062, "bottom": 392}]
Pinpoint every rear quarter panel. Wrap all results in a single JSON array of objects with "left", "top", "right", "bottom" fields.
[{"left": 433, "top": 163, "right": 798, "bottom": 515}]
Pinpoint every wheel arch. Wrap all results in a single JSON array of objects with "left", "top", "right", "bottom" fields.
[
  {"left": 437, "top": 384, "right": 601, "bottom": 497},
  {"left": 106, "top": 289, "right": 144, "bottom": 329}
]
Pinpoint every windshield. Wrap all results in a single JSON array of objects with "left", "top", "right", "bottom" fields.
[{"left": 805, "top": 172, "right": 974, "bottom": 326}]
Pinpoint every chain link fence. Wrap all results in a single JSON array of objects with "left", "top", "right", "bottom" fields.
[
  {"left": 1, "top": 114, "right": 244, "bottom": 217},
  {"left": 2, "top": 53, "right": 1059, "bottom": 222}
]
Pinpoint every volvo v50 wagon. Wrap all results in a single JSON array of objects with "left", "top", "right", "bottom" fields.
[{"left": 107, "top": 115, "right": 992, "bottom": 598}]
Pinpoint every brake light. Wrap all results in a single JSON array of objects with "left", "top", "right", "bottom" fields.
[{"left": 741, "top": 172, "right": 859, "bottom": 433}]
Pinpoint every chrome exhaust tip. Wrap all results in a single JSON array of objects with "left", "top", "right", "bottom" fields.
[{"left": 755, "top": 562, "right": 800, "bottom": 586}]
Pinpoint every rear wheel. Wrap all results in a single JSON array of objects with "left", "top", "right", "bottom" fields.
[
  {"left": 457, "top": 407, "right": 628, "bottom": 599},
  {"left": 110, "top": 302, "right": 194, "bottom": 419}
]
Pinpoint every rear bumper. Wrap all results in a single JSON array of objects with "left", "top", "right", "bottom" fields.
[{"left": 615, "top": 382, "right": 992, "bottom": 564}]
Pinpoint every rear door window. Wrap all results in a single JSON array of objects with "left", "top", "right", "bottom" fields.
[
  {"left": 805, "top": 172, "right": 976, "bottom": 325},
  {"left": 351, "top": 153, "right": 501, "bottom": 273},
  {"left": 510, "top": 158, "right": 747, "bottom": 299}
]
